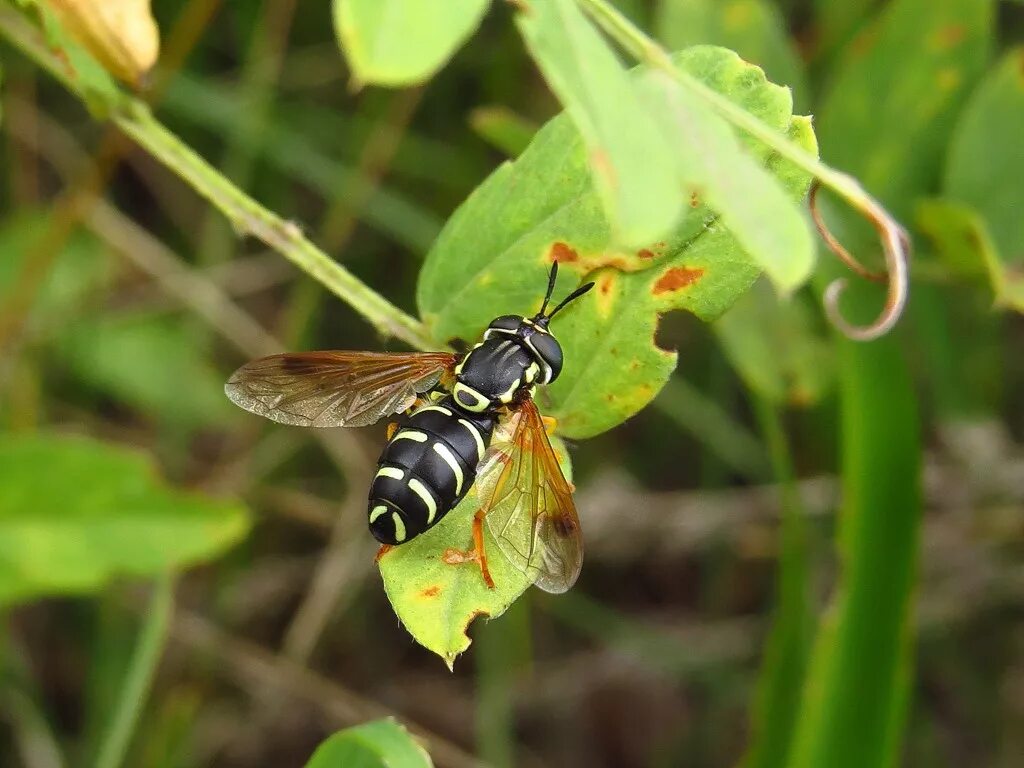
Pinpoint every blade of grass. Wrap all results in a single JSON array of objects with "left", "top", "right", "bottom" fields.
[
  {"left": 161, "top": 73, "right": 443, "bottom": 254},
  {"left": 94, "top": 573, "right": 175, "bottom": 768},
  {"left": 475, "top": 598, "right": 531, "bottom": 768},
  {"left": 194, "top": 0, "right": 298, "bottom": 266},
  {"left": 741, "top": 398, "right": 811, "bottom": 768},
  {"left": 788, "top": 319, "right": 920, "bottom": 768}
]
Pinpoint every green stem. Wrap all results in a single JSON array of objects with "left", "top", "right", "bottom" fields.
[
  {"left": 94, "top": 573, "right": 175, "bottom": 768},
  {"left": 743, "top": 398, "right": 811, "bottom": 768},
  {"left": 0, "top": 5, "right": 437, "bottom": 352}
]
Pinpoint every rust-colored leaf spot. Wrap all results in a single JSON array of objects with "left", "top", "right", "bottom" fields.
[
  {"left": 590, "top": 149, "right": 617, "bottom": 188},
  {"left": 637, "top": 248, "right": 655, "bottom": 260},
  {"left": 549, "top": 241, "right": 579, "bottom": 263},
  {"left": 689, "top": 192, "right": 700, "bottom": 208},
  {"left": 598, "top": 274, "right": 615, "bottom": 296},
  {"left": 653, "top": 267, "right": 705, "bottom": 294},
  {"left": 420, "top": 585, "right": 441, "bottom": 598},
  {"left": 933, "top": 24, "right": 966, "bottom": 50}
]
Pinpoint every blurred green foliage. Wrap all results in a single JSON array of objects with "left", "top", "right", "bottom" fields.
[{"left": 0, "top": 1, "right": 1022, "bottom": 767}]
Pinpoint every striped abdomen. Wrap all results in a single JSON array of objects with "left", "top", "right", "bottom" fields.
[{"left": 368, "top": 397, "right": 496, "bottom": 545}]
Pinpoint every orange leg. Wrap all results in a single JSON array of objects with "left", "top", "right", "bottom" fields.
[
  {"left": 441, "top": 510, "right": 495, "bottom": 590},
  {"left": 375, "top": 544, "right": 393, "bottom": 562},
  {"left": 386, "top": 422, "right": 399, "bottom": 440}
]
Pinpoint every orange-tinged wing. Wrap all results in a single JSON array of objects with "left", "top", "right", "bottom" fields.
[
  {"left": 224, "top": 351, "right": 456, "bottom": 428},
  {"left": 476, "top": 399, "right": 583, "bottom": 593}
]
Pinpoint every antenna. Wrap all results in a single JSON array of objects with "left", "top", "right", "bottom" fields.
[
  {"left": 547, "top": 281, "right": 595, "bottom": 319},
  {"left": 538, "top": 262, "right": 559, "bottom": 316}
]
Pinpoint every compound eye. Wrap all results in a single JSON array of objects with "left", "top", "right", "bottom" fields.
[
  {"left": 530, "top": 332, "right": 563, "bottom": 383},
  {"left": 488, "top": 315, "right": 522, "bottom": 332}
]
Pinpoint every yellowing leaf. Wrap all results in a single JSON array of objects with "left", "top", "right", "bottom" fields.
[
  {"left": 45, "top": 0, "right": 159, "bottom": 86},
  {"left": 378, "top": 434, "right": 571, "bottom": 666}
]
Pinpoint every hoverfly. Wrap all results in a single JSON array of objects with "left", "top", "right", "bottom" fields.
[{"left": 224, "top": 263, "right": 594, "bottom": 593}]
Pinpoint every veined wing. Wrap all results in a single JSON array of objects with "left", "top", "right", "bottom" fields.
[
  {"left": 477, "top": 399, "right": 583, "bottom": 593},
  {"left": 225, "top": 351, "right": 456, "bottom": 428}
]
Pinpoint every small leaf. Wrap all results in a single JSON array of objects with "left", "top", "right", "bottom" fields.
[
  {"left": 515, "top": 0, "right": 682, "bottom": 249},
  {"left": 655, "top": 0, "right": 808, "bottom": 105},
  {"left": 943, "top": 48, "right": 1024, "bottom": 310},
  {"left": 57, "top": 312, "right": 239, "bottom": 429},
  {"left": 332, "top": 0, "right": 490, "bottom": 87},
  {"left": 916, "top": 198, "right": 1024, "bottom": 309},
  {"left": 44, "top": 0, "right": 160, "bottom": 86},
  {"left": 637, "top": 68, "right": 815, "bottom": 293},
  {"left": 378, "top": 436, "right": 571, "bottom": 665},
  {"left": 714, "top": 280, "right": 833, "bottom": 406},
  {"left": 305, "top": 718, "right": 432, "bottom": 768},
  {"left": 418, "top": 46, "right": 816, "bottom": 438},
  {"left": 0, "top": 433, "right": 250, "bottom": 605}
]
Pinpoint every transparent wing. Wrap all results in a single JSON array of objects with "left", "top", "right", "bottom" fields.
[
  {"left": 477, "top": 399, "right": 583, "bottom": 593},
  {"left": 225, "top": 351, "right": 456, "bottom": 428}
]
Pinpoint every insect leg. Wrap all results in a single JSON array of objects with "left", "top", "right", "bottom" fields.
[{"left": 441, "top": 509, "right": 496, "bottom": 590}]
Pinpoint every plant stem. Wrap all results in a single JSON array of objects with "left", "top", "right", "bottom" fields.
[
  {"left": 94, "top": 573, "right": 175, "bottom": 768},
  {"left": 0, "top": 5, "right": 437, "bottom": 352}
]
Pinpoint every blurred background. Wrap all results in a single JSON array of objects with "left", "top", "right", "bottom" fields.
[{"left": 2, "top": 0, "right": 1023, "bottom": 766}]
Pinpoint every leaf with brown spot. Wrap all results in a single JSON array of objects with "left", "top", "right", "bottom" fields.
[
  {"left": 378, "top": 436, "right": 573, "bottom": 666},
  {"left": 418, "top": 47, "right": 817, "bottom": 438}
]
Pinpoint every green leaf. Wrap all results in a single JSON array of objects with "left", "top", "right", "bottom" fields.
[
  {"left": 515, "top": 0, "right": 682, "bottom": 249},
  {"left": 636, "top": 68, "right": 815, "bottom": 293},
  {"left": 332, "top": 0, "right": 490, "bottom": 87},
  {"left": 917, "top": 198, "right": 1024, "bottom": 311},
  {"left": 418, "top": 46, "right": 816, "bottom": 439},
  {"left": 305, "top": 718, "right": 432, "bottom": 768},
  {"left": 655, "top": 0, "right": 808, "bottom": 106},
  {"left": 943, "top": 48, "right": 1024, "bottom": 310},
  {"left": 714, "top": 281, "right": 833, "bottom": 406},
  {"left": 378, "top": 437, "right": 571, "bottom": 666},
  {"left": 0, "top": 433, "right": 250, "bottom": 605},
  {"left": 57, "top": 312, "right": 239, "bottom": 429}
]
